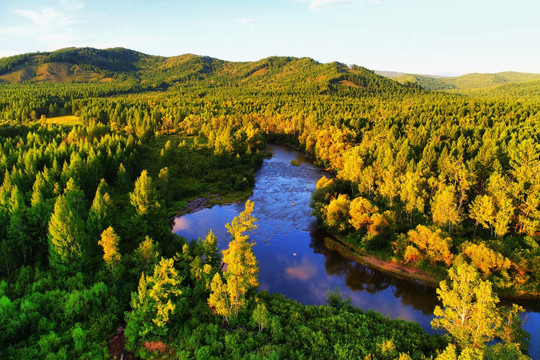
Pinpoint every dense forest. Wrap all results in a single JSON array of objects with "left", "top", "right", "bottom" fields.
[{"left": 0, "top": 47, "right": 538, "bottom": 359}]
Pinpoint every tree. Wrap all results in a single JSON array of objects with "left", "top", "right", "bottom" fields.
[
  {"left": 135, "top": 236, "right": 160, "bottom": 272},
  {"left": 48, "top": 195, "right": 87, "bottom": 273},
  {"left": 348, "top": 196, "right": 378, "bottom": 231},
  {"left": 252, "top": 302, "right": 270, "bottom": 332},
  {"left": 7, "top": 185, "right": 31, "bottom": 266},
  {"left": 208, "top": 200, "right": 258, "bottom": 321},
  {"left": 202, "top": 229, "right": 220, "bottom": 269},
  {"left": 432, "top": 184, "right": 460, "bottom": 231},
  {"left": 98, "top": 227, "right": 121, "bottom": 271},
  {"left": 431, "top": 262, "right": 500, "bottom": 349},
  {"left": 403, "top": 225, "right": 453, "bottom": 266},
  {"left": 460, "top": 242, "right": 511, "bottom": 277},
  {"left": 130, "top": 170, "right": 161, "bottom": 216},
  {"left": 125, "top": 257, "right": 182, "bottom": 346},
  {"left": 469, "top": 195, "right": 495, "bottom": 236},
  {"left": 324, "top": 194, "right": 350, "bottom": 231},
  {"left": 400, "top": 170, "right": 426, "bottom": 222},
  {"left": 129, "top": 170, "right": 167, "bottom": 239},
  {"left": 87, "top": 179, "right": 112, "bottom": 241}
]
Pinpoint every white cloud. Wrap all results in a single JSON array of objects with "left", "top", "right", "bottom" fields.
[
  {"left": 295, "top": 0, "right": 380, "bottom": 11},
  {"left": 305, "top": 0, "right": 349, "bottom": 11},
  {"left": 58, "top": 0, "right": 85, "bottom": 11},
  {"left": 13, "top": 7, "right": 79, "bottom": 30},
  {"left": 237, "top": 18, "right": 256, "bottom": 27},
  {"left": 0, "top": 0, "right": 85, "bottom": 50}
]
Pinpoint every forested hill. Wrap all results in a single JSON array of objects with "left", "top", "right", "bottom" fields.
[
  {"left": 0, "top": 47, "right": 405, "bottom": 93},
  {"left": 377, "top": 69, "right": 540, "bottom": 94}
]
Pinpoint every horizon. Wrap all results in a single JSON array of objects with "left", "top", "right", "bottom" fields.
[{"left": 1, "top": 0, "right": 539, "bottom": 75}]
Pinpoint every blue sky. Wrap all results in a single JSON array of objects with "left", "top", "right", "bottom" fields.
[{"left": 1, "top": 0, "right": 539, "bottom": 75}]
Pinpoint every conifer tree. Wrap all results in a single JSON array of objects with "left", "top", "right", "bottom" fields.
[
  {"left": 98, "top": 227, "right": 121, "bottom": 270},
  {"left": 87, "top": 179, "right": 112, "bottom": 240},
  {"left": 48, "top": 195, "right": 87, "bottom": 273}
]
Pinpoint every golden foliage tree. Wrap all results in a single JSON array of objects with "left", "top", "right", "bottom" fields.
[
  {"left": 469, "top": 195, "right": 495, "bottom": 236},
  {"left": 348, "top": 196, "right": 378, "bottom": 231},
  {"left": 431, "top": 262, "right": 500, "bottom": 349},
  {"left": 208, "top": 200, "right": 259, "bottom": 322},
  {"left": 460, "top": 242, "right": 512, "bottom": 277},
  {"left": 131, "top": 257, "right": 182, "bottom": 328},
  {"left": 432, "top": 184, "right": 460, "bottom": 231},
  {"left": 402, "top": 225, "right": 453, "bottom": 266},
  {"left": 324, "top": 194, "right": 350, "bottom": 231},
  {"left": 98, "top": 226, "right": 121, "bottom": 270}
]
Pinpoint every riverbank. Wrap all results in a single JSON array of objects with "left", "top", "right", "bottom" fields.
[
  {"left": 324, "top": 235, "right": 540, "bottom": 300},
  {"left": 323, "top": 236, "right": 441, "bottom": 287},
  {"left": 172, "top": 190, "right": 253, "bottom": 218}
]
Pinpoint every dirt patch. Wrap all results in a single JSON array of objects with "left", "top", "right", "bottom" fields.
[
  {"left": 143, "top": 341, "right": 172, "bottom": 355},
  {"left": 338, "top": 80, "right": 361, "bottom": 88},
  {"left": 250, "top": 67, "right": 268, "bottom": 76},
  {"left": 108, "top": 326, "right": 136, "bottom": 360}
]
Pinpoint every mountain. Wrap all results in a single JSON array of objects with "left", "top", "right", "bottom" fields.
[
  {"left": 0, "top": 47, "right": 405, "bottom": 94},
  {"left": 376, "top": 69, "right": 540, "bottom": 92}
]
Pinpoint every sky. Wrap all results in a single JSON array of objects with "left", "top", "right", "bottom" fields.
[{"left": 0, "top": 0, "right": 539, "bottom": 75}]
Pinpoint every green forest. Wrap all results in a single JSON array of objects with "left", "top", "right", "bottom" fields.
[{"left": 0, "top": 47, "right": 538, "bottom": 359}]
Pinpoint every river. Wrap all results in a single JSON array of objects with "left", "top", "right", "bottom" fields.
[{"left": 173, "top": 144, "right": 540, "bottom": 359}]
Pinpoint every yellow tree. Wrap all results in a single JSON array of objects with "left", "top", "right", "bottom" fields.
[
  {"left": 432, "top": 184, "right": 460, "bottom": 231},
  {"left": 486, "top": 173, "right": 514, "bottom": 237},
  {"left": 468, "top": 195, "right": 495, "bottom": 236},
  {"left": 460, "top": 242, "right": 512, "bottom": 277},
  {"left": 135, "top": 236, "right": 160, "bottom": 268},
  {"left": 208, "top": 200, "right": 258, "bottom": 322},
  {"left": 431, "top": 262, "right": 501, "bottom": 349},
  {"left": 130, "top": 257, "right": 182, "bottom": 328},
  {"left": 98, "top": 227, "right": 121, "bottom": 270},
  {"left": 324, "top": 194, "right": 350, "bottom": 231},
  {"left": 400, "top": 170, "right": 426, "bottom": 222},
  {"left": 348, "top": 196, "right": 378, "bottom": 231},
  {"left": 338, "top": 146, "right": 363, "bottom": 195},
  {"left": 403, "top": 225, "right": 453, "bottom": 266}
]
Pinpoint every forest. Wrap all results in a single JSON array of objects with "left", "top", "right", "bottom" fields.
[{"left": 0, "top": 47, "right": 538, "bottom": 359}]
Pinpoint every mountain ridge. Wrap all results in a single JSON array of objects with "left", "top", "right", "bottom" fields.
[
  {"left": 0, "top": 47, "right": 405, "bottom": 94},
  {"left": 375, "top": 69, "right": 540, "bottom": 92}
]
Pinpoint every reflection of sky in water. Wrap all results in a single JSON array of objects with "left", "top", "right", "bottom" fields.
[{"left": 173, "top": 144, "right": 540, "bottom": 359}]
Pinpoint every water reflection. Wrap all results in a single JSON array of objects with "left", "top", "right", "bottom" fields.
[{"left": 173, "top": 144, "right": 539, "bottom": 359}]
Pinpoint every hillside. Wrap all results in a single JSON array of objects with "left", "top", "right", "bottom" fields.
[
  {"left": 377, "top": 69, "right": 540, "bottom": 94},
  {"left": 0, "top": 47, "right": 405, "bottom": 94}
]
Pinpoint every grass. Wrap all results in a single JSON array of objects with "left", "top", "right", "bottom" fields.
[
  {"left": 290, "top": 160, "right": 300, "bottom": 166},
  {"left": 46, "top": 115, "right": 83, "bottom": 126}
]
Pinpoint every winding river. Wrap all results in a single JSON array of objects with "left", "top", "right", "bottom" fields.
[{"left": 173, "top": 144, "right": 540, "bottom": 359}]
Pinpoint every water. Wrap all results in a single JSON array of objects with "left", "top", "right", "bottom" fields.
[{"left": 173, "top": 144, "right": 540, "bottom": 359}]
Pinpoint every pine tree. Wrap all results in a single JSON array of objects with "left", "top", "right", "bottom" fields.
[
  {"left": 48, "top": 195, "right": 87, "bottom": 273},
  {"left": 130, "top": 170, "right": 166, "bottom": 239},
  {"left": 87, "top": 179, "right": 112, "bottom": 240},
  {"left": 125, "top": 257, "right": 182, "bottom": 343},
  {"left": 98, "top": 227, "right": 121, "bottom": 270}
]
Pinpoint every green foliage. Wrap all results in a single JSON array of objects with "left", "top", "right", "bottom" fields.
[{"left": 0, "top": 47, "right": 536, "bottom": 359}]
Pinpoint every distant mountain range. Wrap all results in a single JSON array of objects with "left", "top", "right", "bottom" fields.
[
  {"left": 374, "top": 69, "right": 540, "bottom": 93},
  {"left": 0, "top": 47, "right": 406, "bottom": 94},
  {"left": 1, "top": 47, "right": 539, "bottom": 98}
]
